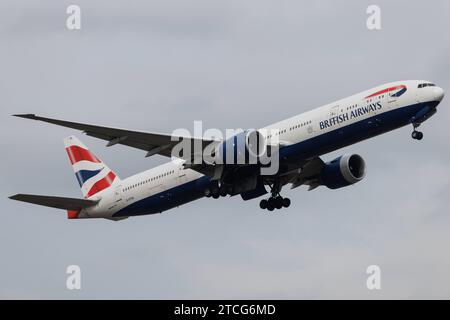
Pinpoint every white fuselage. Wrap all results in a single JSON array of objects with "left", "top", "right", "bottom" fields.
[{"left": 80, "top": 80, "right": 444, "bottom": 219}]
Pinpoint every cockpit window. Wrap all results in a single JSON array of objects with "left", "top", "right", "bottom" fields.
[{"left": 418, "top": 83, "right": 436, "bottom": 88}]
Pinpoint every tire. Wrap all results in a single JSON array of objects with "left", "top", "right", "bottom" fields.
[
  {"left": 282, "top": 198, "right": 291, "bottom": 208},
  {"left": 412, "top": 131, "right": 424, "bottom": 140},
  {"left": 417, "top": 132, "right": 423, "bottom": 140},
  {"left": 211, "top": 186, "right": 219, "bottom": 198},
  {"left": 275, "top": 197, "right": 283, "bottom": 209},
  {"left": 267, "top": 204, "right": 275, "bottom": 211},
  {"left": 219, "top": 187, "right": 228, "bottom": 197},
  {"left": 268, "top": 197, "right": 276, "bottom": 208},
  {"left": 259, "top": 199, "right": 268, "bottom": 209}
]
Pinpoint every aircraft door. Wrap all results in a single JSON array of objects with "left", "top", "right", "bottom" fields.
[
  {"left": 328, "top": 104, "right": 344, "bottom": 136},
  {"left": 114, "top": 185, "right": 123, "bottom": 204},
  {"left": 329, "top": 105, "right": 340, "bottom": 120},
  {"left": 387, "top": 88, "right": 398, "bottom": 109},
  {"left": 178, "top": 166, "right": 188, "bottom": 184}
]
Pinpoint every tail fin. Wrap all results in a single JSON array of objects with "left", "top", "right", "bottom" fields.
[{"left": 64, "top": 136, "right": 120, "bottom": 198}]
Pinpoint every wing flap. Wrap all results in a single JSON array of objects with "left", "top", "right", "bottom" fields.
[
  {"left": 290, "top": 157, "right": 325, "bottom": 190},
  {"left": 9, "top": 194, "right": 98, "bottom": 210}
]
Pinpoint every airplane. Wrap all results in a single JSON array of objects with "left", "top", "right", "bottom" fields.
[{"left": 9, "top": 80, "right": 444, "bottom": 220}]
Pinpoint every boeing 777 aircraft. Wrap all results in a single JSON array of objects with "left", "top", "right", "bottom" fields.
[{"left": 10, "top": 80, "right": 444, "bottom": 220}]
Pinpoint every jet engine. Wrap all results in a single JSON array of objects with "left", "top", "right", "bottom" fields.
[
  {"left": 320, "top": 154, "right": 366, "bottom": 189},
  {"left": 214, "top": 129, "right": 266, "bottom": 165}
]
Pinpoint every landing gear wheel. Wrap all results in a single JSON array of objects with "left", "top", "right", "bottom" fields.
[
  {"left": 211, "top": 186, "right": 219, "bottom": 199},
  {"left": 260, "top": 196, "right": 291, "bottom": 211},
  {"left": 219, "top": 187, "right": 228, "bottom": 197},
  {"left": 260, "top": 180, "right": 292, "bottom": 211},
  {"left": 275, "top": 196, "right": 283, "bottom": 209},
  {"left": 259, "top": 199, "right": 268, "bottom": 210},
  {"left": 268, "top": 197, "right": 276, "bottom": 209},
  {"left": 417, "top": 132, "right": 423, "bottom": 140},
  {"left": 412, "top": 130, "right": 423, "bottom": 140}
]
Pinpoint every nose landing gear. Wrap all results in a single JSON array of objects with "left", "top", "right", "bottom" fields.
[
  {"left": 411, "top": 130, "right": 423, "bottom": 140},
  {"left": 411, "top": 123, "right": 423, "bottom": 140}
]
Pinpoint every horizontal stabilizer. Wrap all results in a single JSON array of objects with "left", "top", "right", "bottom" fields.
[{"left": 9, "top": 194, "right": 98, "bottom": 210}]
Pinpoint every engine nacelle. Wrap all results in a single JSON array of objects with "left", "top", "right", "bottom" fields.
[
  {"left": 320, "top": 154, "right": 366, "bottom": 189},
  {"left": 215, "top": 129, "right": 266, "bottom": 165}
]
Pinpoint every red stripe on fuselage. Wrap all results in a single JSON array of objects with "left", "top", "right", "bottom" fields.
[
  {"left": 66, "top": 145, "right": 101, "bottom": 165},
  {"left": 364, "top": 85, "right": 406, "bottom": 99},
  {"left": 86, "top": 171, "right": 116, "bottom": 198}
]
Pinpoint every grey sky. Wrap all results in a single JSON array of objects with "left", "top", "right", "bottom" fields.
[{"left": 1, "top": 0, "right": 450, "bottom": 299}]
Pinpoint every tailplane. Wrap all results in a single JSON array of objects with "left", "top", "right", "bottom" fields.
[
  {"left": 9, "top": 194, "right": 98, "bottom": 219},
  {"left": 64, "top": 136, "right": 120, "bottom": 198},
  {"left": 9, "top": 194, "right": 98, "bottom": 210}
]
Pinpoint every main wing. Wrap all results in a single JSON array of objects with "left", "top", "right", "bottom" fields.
[
  {"left": 287, "top": 157, "right": 325, "bottom": 191},
  {"left": 14, "top": 114, "right": 218, "bottom": 159}
]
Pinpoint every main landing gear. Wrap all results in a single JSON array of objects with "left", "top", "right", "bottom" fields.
[
  {"left": 259, "top": 181, "right": 290, "bottom": 212},
  {"left": 411, "top": 123, "right": 423, "bottom": 140},
  {"left": 204, "top": 183, "right": 232, "bottom": 199},
  {"left": 259, "top": 196, "right": 290, "bottom": 211}
]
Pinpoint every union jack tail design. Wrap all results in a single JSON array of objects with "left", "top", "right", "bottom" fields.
[{"left": 63, "top": 136, "right": 120, "bottom": 199}]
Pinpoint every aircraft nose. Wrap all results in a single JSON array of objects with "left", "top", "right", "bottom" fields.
[{"left": 433, "top": 86, "right": 445, "bottom": 101}]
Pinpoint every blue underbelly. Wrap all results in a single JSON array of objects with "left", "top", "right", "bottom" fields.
[{"left": 114, "top": 176, "right": 212, "bottom": 217}]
